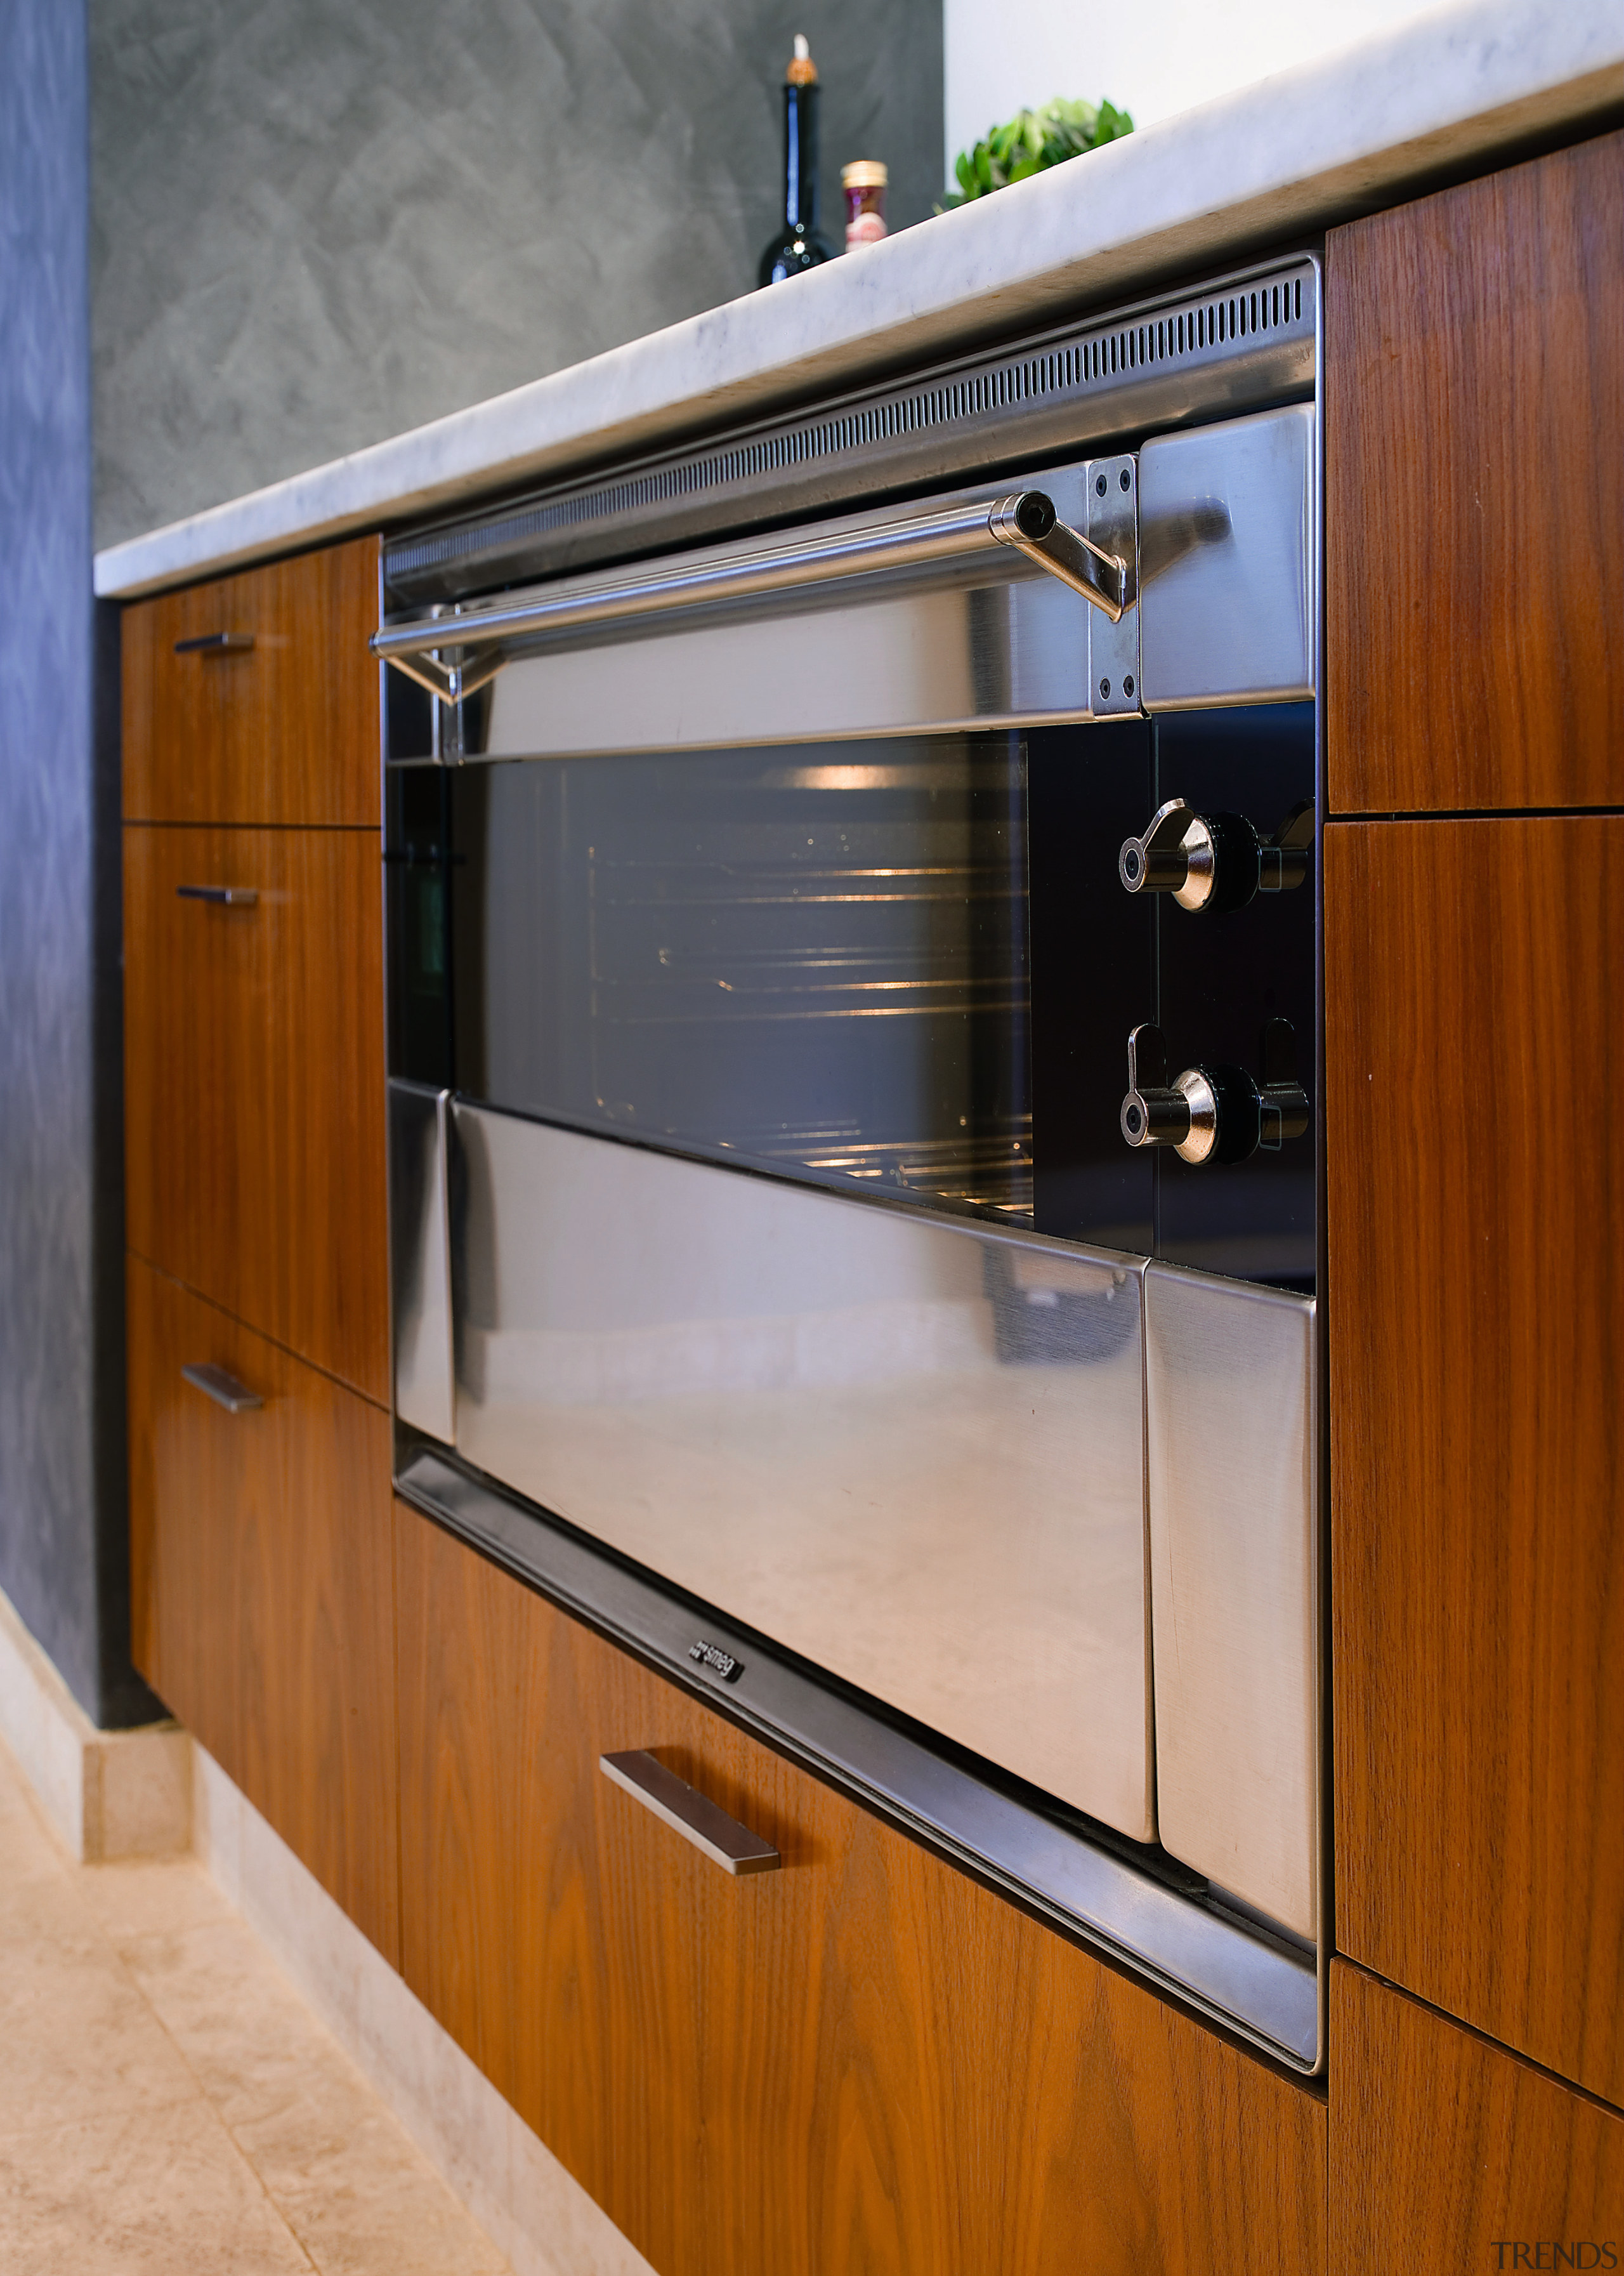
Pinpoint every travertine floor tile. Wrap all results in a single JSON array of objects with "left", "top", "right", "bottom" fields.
[
  {"left": 0, "top": 1931, "right": 198, "bottom": 2139},
  {"left": 76, "top": 1850, "right": 239, "bottom": 1945},
  {"left": 0, "top": 2101, "right": 314, "bottom": 2275},
  {"left": 0, "top": 1845, "right": 99, "bottom": 1942},
  {"left": 239, "top": 2105, "right": 511, "bottom": 2276},
  {"left": 0, "top": 1734, "right": 511, "bottom": 2272},
  {"left": 120, "top": 1915, "right": 369, "bottom": 2133}
]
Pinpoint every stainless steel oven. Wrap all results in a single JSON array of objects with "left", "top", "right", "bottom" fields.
[{"left": 377, "top": 256, "right": 1326, "bottom": 2070}]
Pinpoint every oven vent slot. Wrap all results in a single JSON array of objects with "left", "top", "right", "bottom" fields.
[{"left": 386, "top": 260, "right": 1314, "bottom": 596}]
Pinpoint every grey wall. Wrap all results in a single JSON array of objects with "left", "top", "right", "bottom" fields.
[
  {"left": 91, "top": 0, "right": 945, "bottom": 550},
  {"left": 0, "top": 0, "right": 153, "bottom": 1726}
]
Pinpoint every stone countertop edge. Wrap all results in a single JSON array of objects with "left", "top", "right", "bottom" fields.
[{"left": 95, "top": 0, "right": 1623, "bottom": 603}]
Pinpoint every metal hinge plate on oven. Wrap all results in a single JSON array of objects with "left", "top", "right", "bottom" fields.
[{"left": 1087, "top": 454, "right": 1141, "bottom": 718}]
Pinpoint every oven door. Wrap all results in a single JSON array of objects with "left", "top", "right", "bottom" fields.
[
  {"left": 383, "top": 410, "right": 1320, "bottom": 1926},
  {"left": 390, "top": 723, "right": 1159, "bottom": 1843}
]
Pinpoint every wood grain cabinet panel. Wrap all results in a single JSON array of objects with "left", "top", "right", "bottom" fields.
[
  {"left": 124, "top": 824, "right": 388, "bottom": 1404},
  {"left": 1325, "top": 129, "right": 1624, "bottom": 814},
  {"left": 1331, "top": 1963, "right": 1624, "bottom": 2268},
  {"left": 121, "top": 536, "right": 381, "bottom": 827},
  {"left": 128, "top": 1254, "right": 399, "bottom": 1963},
  {"left": 1326, "top": 818, "right": 1624, "bottom": 2104},
  {"left": 394, "top": 1499, "right": 1326, "bottom": 2276}
]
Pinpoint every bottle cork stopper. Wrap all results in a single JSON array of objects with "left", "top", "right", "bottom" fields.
[
  {"left": 786, "top": 32, "right": 817, "bottom": 85},
  {"left": 841, "top": 161, "right": 888, "bottom": 188}
]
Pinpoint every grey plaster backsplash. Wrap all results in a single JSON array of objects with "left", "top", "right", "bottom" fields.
[{"left": 91, "top": 0, "right": 943, "bottom": 551}]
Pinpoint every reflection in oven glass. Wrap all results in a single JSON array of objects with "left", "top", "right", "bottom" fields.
[{"left": 450, "top": 739, "right": 1033, "bottom": 1223}]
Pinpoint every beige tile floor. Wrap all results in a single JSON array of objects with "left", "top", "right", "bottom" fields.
[{"left": 0, "top": 1733, "right": 510, "bottom": 2275}]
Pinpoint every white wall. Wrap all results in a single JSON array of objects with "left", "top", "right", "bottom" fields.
[{"left": 945, "top": 0, "right": 1455, "bottom": 186}]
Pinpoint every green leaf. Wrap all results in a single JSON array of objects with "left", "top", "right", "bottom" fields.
[
  {"left": 1041, "top": 96, "right": 1099, "bottom": 140},
  {"left": 946, "top": 95, "right": 1133, "bottom": 207}
]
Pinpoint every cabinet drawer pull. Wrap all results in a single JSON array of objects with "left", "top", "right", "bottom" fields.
[
  {"left": 181, "top": 1362, "right": 263, "bottom": 1414},
  {"left": 599, "top": 1750, "right": 780, "bottom": 1876},
  {"left": 173, "top": 631, "right": 255, "bottom": 657},
  {"left": 176, "top": 885, "right": 258, "bottom": 907}
]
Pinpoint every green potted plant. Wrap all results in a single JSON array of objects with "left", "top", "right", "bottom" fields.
[{"left": 942, "top": 96, "right": 1134, "bottom": 207}]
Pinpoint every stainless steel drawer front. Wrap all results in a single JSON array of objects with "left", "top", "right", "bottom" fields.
[
  {"left": 1144, "top": 1265, "right": 1319, "bottom": 1939},
  {"left": 388, "top": 1081, "right": 455, "bottom": 1444},
  {"left": 446, "top": 1103, "right": 1156, "bottom": 1843}
]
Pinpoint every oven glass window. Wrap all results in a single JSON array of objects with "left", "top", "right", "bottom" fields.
[{"left": 450, "top": 739, "right": 1035, "bottom": 1223}]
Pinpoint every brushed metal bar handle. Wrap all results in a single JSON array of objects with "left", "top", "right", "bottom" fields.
[
  {"left": 176, "top": 885, "right": 258, "bottom": 907},
  {"left": 173, "top": 631, "right": 255, "bottom": 657},
  {"left": 599, "top": 1750, "right": 780, "bottom": 1876},
  {"left": 181, "top": 1363, "right": 263, "bottom": 1414},
  {"left": 372, "top": 487, "right": 1122, "bottom": 704}
]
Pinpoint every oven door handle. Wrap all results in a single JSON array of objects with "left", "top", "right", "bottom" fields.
[{"left": 371, "top": 489, "right": 1129, "bottom": 704}]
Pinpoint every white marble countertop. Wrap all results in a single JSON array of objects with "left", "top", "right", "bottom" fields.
[{"left": 95, "top": 0, "right": 1622, "bottom": 601}]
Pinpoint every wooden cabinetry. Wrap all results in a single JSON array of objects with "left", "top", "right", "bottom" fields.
[
  {"left": 1326, "top": 818, "right": 1624, "bottom": 2103},
  {"left": 128, "top": 1255, "right": 399, "bottom": 1960},
  {"left": 121, "top": 536, "right": 382, "bottom": 827},
  {"left": 1325, "top": 127, "right": 1624, "bottom": 815},
  {"left": 124, "top": 823, "right": 388, "bottom": 1404},
  {"left": 123, "top": 537, "right": 397, "bottom": 1961},
  {"left": 1325, "top": 133, "right": 1624, "bottom": 2116},
  {"left": 395, "top": 1497, "right": 1326, "bottom": 2276},
  {"left": 1330, "top": 1963, "right": 1624, "bottom": 2267}
]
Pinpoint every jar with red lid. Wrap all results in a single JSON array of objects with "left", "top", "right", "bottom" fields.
[{"left": 841, "top": 161, "right": 887, "bottom": 251}]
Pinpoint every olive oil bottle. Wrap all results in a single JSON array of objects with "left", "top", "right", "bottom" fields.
[{"left": 758, "top": 35, "right": 836, "bottom": 286}]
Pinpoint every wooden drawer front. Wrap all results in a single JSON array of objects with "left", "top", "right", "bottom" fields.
[
  {"left": 124, "top": 823, "right": 388, "bottom": 1404},
  {"left": 128, "top": 1254, "right": 399, "bottom": 1963},
  {"left": 1330, "top": 1963, "right": 1624, "bottom": 2268},
  {"left": 1326, "top": 129, "right": 1624, "bottom": 814},
  {"left": 395, "top": 1500, "right": 1326, "bottom": 2276},
  {"left": 1327, "top": 819, "right": 1624, "bottom": 2103},
  {"left": 122, "top": 536, "right": 381, "bottom": 826}
]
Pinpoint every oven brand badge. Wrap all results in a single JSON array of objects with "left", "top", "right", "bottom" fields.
[{"left": 688, "top": 1640, "right": 743, "bottom": 1683}]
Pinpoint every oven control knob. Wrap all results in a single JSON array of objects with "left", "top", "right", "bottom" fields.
[
  {"left": 1120, "top": 1022, "right": 1221, "bottom": 1163},
  {"left": 1120, "top": 1019, "right": 1310, "bottom": 1166},
  {"left": 1118, "top": 798, "right": 1314, "bottom": 912}
]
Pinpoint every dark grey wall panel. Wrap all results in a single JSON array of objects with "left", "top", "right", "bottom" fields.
[
  {"left": 0, "top": 0, "right": 152, "bottom": 1726},
  {"left": 91, "top": 0, "right": 945, "bottom": 551}
]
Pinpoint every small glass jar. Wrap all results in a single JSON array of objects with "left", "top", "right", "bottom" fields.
[{"left": 841, "top": 161, "right": 888, "bottom": 251}]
